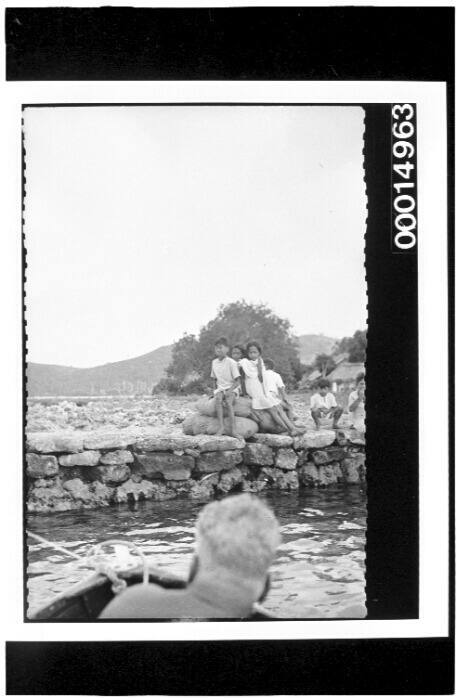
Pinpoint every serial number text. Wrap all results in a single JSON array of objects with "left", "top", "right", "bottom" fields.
[{"left": 391, "top": 103, "right": 417, "bottom": 252}]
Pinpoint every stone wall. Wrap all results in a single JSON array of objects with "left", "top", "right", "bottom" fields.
[{"left": 26, "top": 428, "right": 366, "bottom": 514}]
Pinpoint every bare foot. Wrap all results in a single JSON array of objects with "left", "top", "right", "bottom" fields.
[
  {"left": 215, "top": 428, "right": 225, "bottom": 436},
  {"left": 314, "top": 423, "right": 321, "bottom": 431},
  {"left": 231, "top": 432, "right": 243, "bottom": 441}
]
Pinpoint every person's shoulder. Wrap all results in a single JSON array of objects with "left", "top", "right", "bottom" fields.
[
  {"left": 100, "top": 582, "right": 166, "bottom": 618},
  {"left": 227, "top": 356, "right": 238, "bottom": 365}
]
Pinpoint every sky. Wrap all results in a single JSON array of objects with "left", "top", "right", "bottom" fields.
[{"left": 24, "top": 105, "right": 367, "bottom": 367}]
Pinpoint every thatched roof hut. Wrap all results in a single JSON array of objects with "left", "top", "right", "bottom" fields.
[{"left": 327, "top": 361, "right": 365, "bottom": 391}]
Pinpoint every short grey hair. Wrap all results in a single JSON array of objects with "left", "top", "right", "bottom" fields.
[{"left": 196, "top": 494, "right": 281, "bottom": 579}]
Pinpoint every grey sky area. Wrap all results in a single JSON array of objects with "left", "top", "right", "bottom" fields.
[{"left": 24, "top": 106, "right": 367, "bottom": 367}]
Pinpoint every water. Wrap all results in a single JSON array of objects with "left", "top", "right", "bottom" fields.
[{"left": 27, "top": 488, "right": 366, "bottom": 619}]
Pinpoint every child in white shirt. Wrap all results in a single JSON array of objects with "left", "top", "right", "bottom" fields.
[
  {"left": 210, "top": 337, "right": 241, "bottom": 439},
  {"left": 348, "top": 372, "right": 365, "bottom": 434},
  {"left": 263, "top": 358, "right": 296, "bottom": 421},
  {"left": 310, "top": 378, "right": 343, "bottom": 430},
  {"left": 239, "top": 342, "right": 302, "bottom": 436}
]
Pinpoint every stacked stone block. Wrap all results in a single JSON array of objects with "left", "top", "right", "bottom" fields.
[{"left": 26, "top": 427, "right": 365, "bottom": 514}]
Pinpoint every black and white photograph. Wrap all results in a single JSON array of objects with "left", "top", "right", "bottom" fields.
[
  {"left": 1, "top": 5, "right": 452, "bottom": 695},
  {"left": 24, "top": 105, "right": 367, "bottom": 621}
]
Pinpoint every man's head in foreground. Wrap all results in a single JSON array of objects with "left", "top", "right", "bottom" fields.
[
  {"left": 99, "top": 493, "right": 281, "bottom": 619},
  {"left": 193, "top": 493, "right": 281, "bottom": 604}
]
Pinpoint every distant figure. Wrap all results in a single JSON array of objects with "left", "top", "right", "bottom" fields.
[
  {"left": 231, "top": 344, "right": 248, "bottom": 397},
  {"left": 348, "top": 372, "right": 366, "bottom": 434},
  {"left": 210, "top": 337, "right": 242, "bottom": 439},
  {"left": 310, "top": 378, "right": 343, "bottom": 430},
  {"left": 239, "top": 342, "right": 302, "bottom": 436},
  {"left": 99, "top": 494, "right": 281, "bottom": 620},
  {"left": 263, "top": 358, "right": 296, "bottom": 421}
]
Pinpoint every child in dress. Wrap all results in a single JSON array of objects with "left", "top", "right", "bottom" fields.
[
  {"left": 210, "top": 337, "right": 242, "bottom": 439},
  {"left": 348, "top": 372, "right": 365, "bottom": 434},
  {"left": 310, "top": 378, "right": 343, "bottom": 430},
  {"left": 263, "top": 358, "right": 296, "bottom": 421},
  {"left": 239, "top": 342, "right": 302, "bottom": 436}
]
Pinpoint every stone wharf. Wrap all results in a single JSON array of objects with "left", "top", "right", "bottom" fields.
[{"left": 26, "top": 428, "right": 366, "bottom": 514}]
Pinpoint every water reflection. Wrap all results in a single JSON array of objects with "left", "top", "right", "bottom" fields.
[{"left": 27, "top": 488, "right": 366, "bottom": 619}]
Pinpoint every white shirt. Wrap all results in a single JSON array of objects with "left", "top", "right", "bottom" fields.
[
  {"left": 310, "top": 392, "right": 337, "bottom": 410},
  {"left": 264, "top": 369, "right": 285, "bottom": 400},
  {"left": 348, "top": 390, "right": 365, "bottom": 430},
  {"left": 211, "top": 357, "right": 240, "bottom": 390}
]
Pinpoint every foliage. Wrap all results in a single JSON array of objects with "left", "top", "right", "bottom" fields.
[
  {"left": 312, "top": 353, "right": 336, "bottom": 377},
  {"left": 152, "top": 377, "right": 182, "bottom": 394},
  {"left": 164, "top": 300, "right": 302, "bottom": 390},
  {"left": 181, "top": 378, "right": 207, "bottom": 395},
  {"left": 165, "top": 334, "right": 201, "bottom": 381},
  {"left": 336, "top": 329, "right": 367, "bottom": 362},
  {"left": 289, "top": 355, "right": 307, "bottom": 383}
]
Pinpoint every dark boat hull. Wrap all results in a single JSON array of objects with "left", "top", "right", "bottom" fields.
[{"left": 29, "top": 565, "right": 275, "bottom": 621}]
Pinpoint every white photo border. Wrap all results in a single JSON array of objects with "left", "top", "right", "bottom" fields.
[{"left": 1, "top": 80, "right": 448, "bottom": 642}]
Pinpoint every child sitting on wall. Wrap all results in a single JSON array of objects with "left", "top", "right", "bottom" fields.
[
  {"left": 348, "top": 372, "right": 366, "bottom": 434},
  {"left": 210, "top": 337, "right": 242, "bottom": 439},
  {"left": 239, "top": 342, "right": 302, "bottom": 436},
  {"left": 310, "top": 378, "right": 343, "bottom": 430},
  {"left": 263, "top": 358, "right": 296, "bottom": 421},
  {"left": 230, "top": 345, "right": 248, "bottom": 397}
]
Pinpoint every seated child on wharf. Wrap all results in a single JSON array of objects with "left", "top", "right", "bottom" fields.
[
  {"left": 210, "top": 337, "right": 242, "bottom": 439},
  {"left": 239, "top": 341, "right": 303, "bottom": 436},
  {"left": 348, "top": 372, "right": 366, "bottom": 434},
  {"left": 263, "top": 358, "right": 296, "bottom": 421},
  {"left": 310, "top": 378, "right": 343, "bottom": 430},
  {"left": 230, "top": 344, "right": 247, "bottom": 396}
]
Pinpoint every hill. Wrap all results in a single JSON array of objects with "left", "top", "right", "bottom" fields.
[
  {"left": 297, "top": 334, "right": 337, "bottom": 364},
  {"left": 27, "top": 334, "right": 336, "bottom": 396},
  {"left": 27, "top": 345, "right": 172, "bottom": 397}
]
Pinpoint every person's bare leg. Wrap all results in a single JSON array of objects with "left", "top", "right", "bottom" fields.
[
  {"left": 267, "top": 407, "right": 291, "bottom": 433},
  {"left": 277, "top": 405, "right": 304, "bottom": 435},
  {"left": 311, "top": 408, "right": 321, "bottom": 430},
  {"left": 215, "top": 393, "right": 225, "bottom": 435},
  {"left": 331, "top": 406, "right": 343, "bottom": 429},
  {"left": 283, "top": 401, "right": 297, "bottom": 422},
  {"left": 227, "top": 393, "right": 242, "bottom": 440}
]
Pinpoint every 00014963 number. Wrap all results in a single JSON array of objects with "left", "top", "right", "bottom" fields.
[{"left": 391, "top": 103, "right": 418, "bottom": 252}]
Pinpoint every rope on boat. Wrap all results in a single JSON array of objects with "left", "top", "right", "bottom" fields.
[
  {"left": 27, "top": 530, "right": 83, "bottom": 560},
  {"left": 27, "top": 531, "right": 148, "bottom": 594},
  {"left": 88, "top": 539, "right": 149, "bottom": 587}
]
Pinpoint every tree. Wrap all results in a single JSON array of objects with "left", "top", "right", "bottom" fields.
[
  {"left": 313, "top": 353, "right": 336, "bottom": 377},
  {"left": 164, "top": 300, "right": 302, "bottom": 390},
  {"left": 336, "top": 329, "right": 367, "bottom": 363},
  {"left": 165, "top": 333, "right": 201, "bottom": 382}
]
